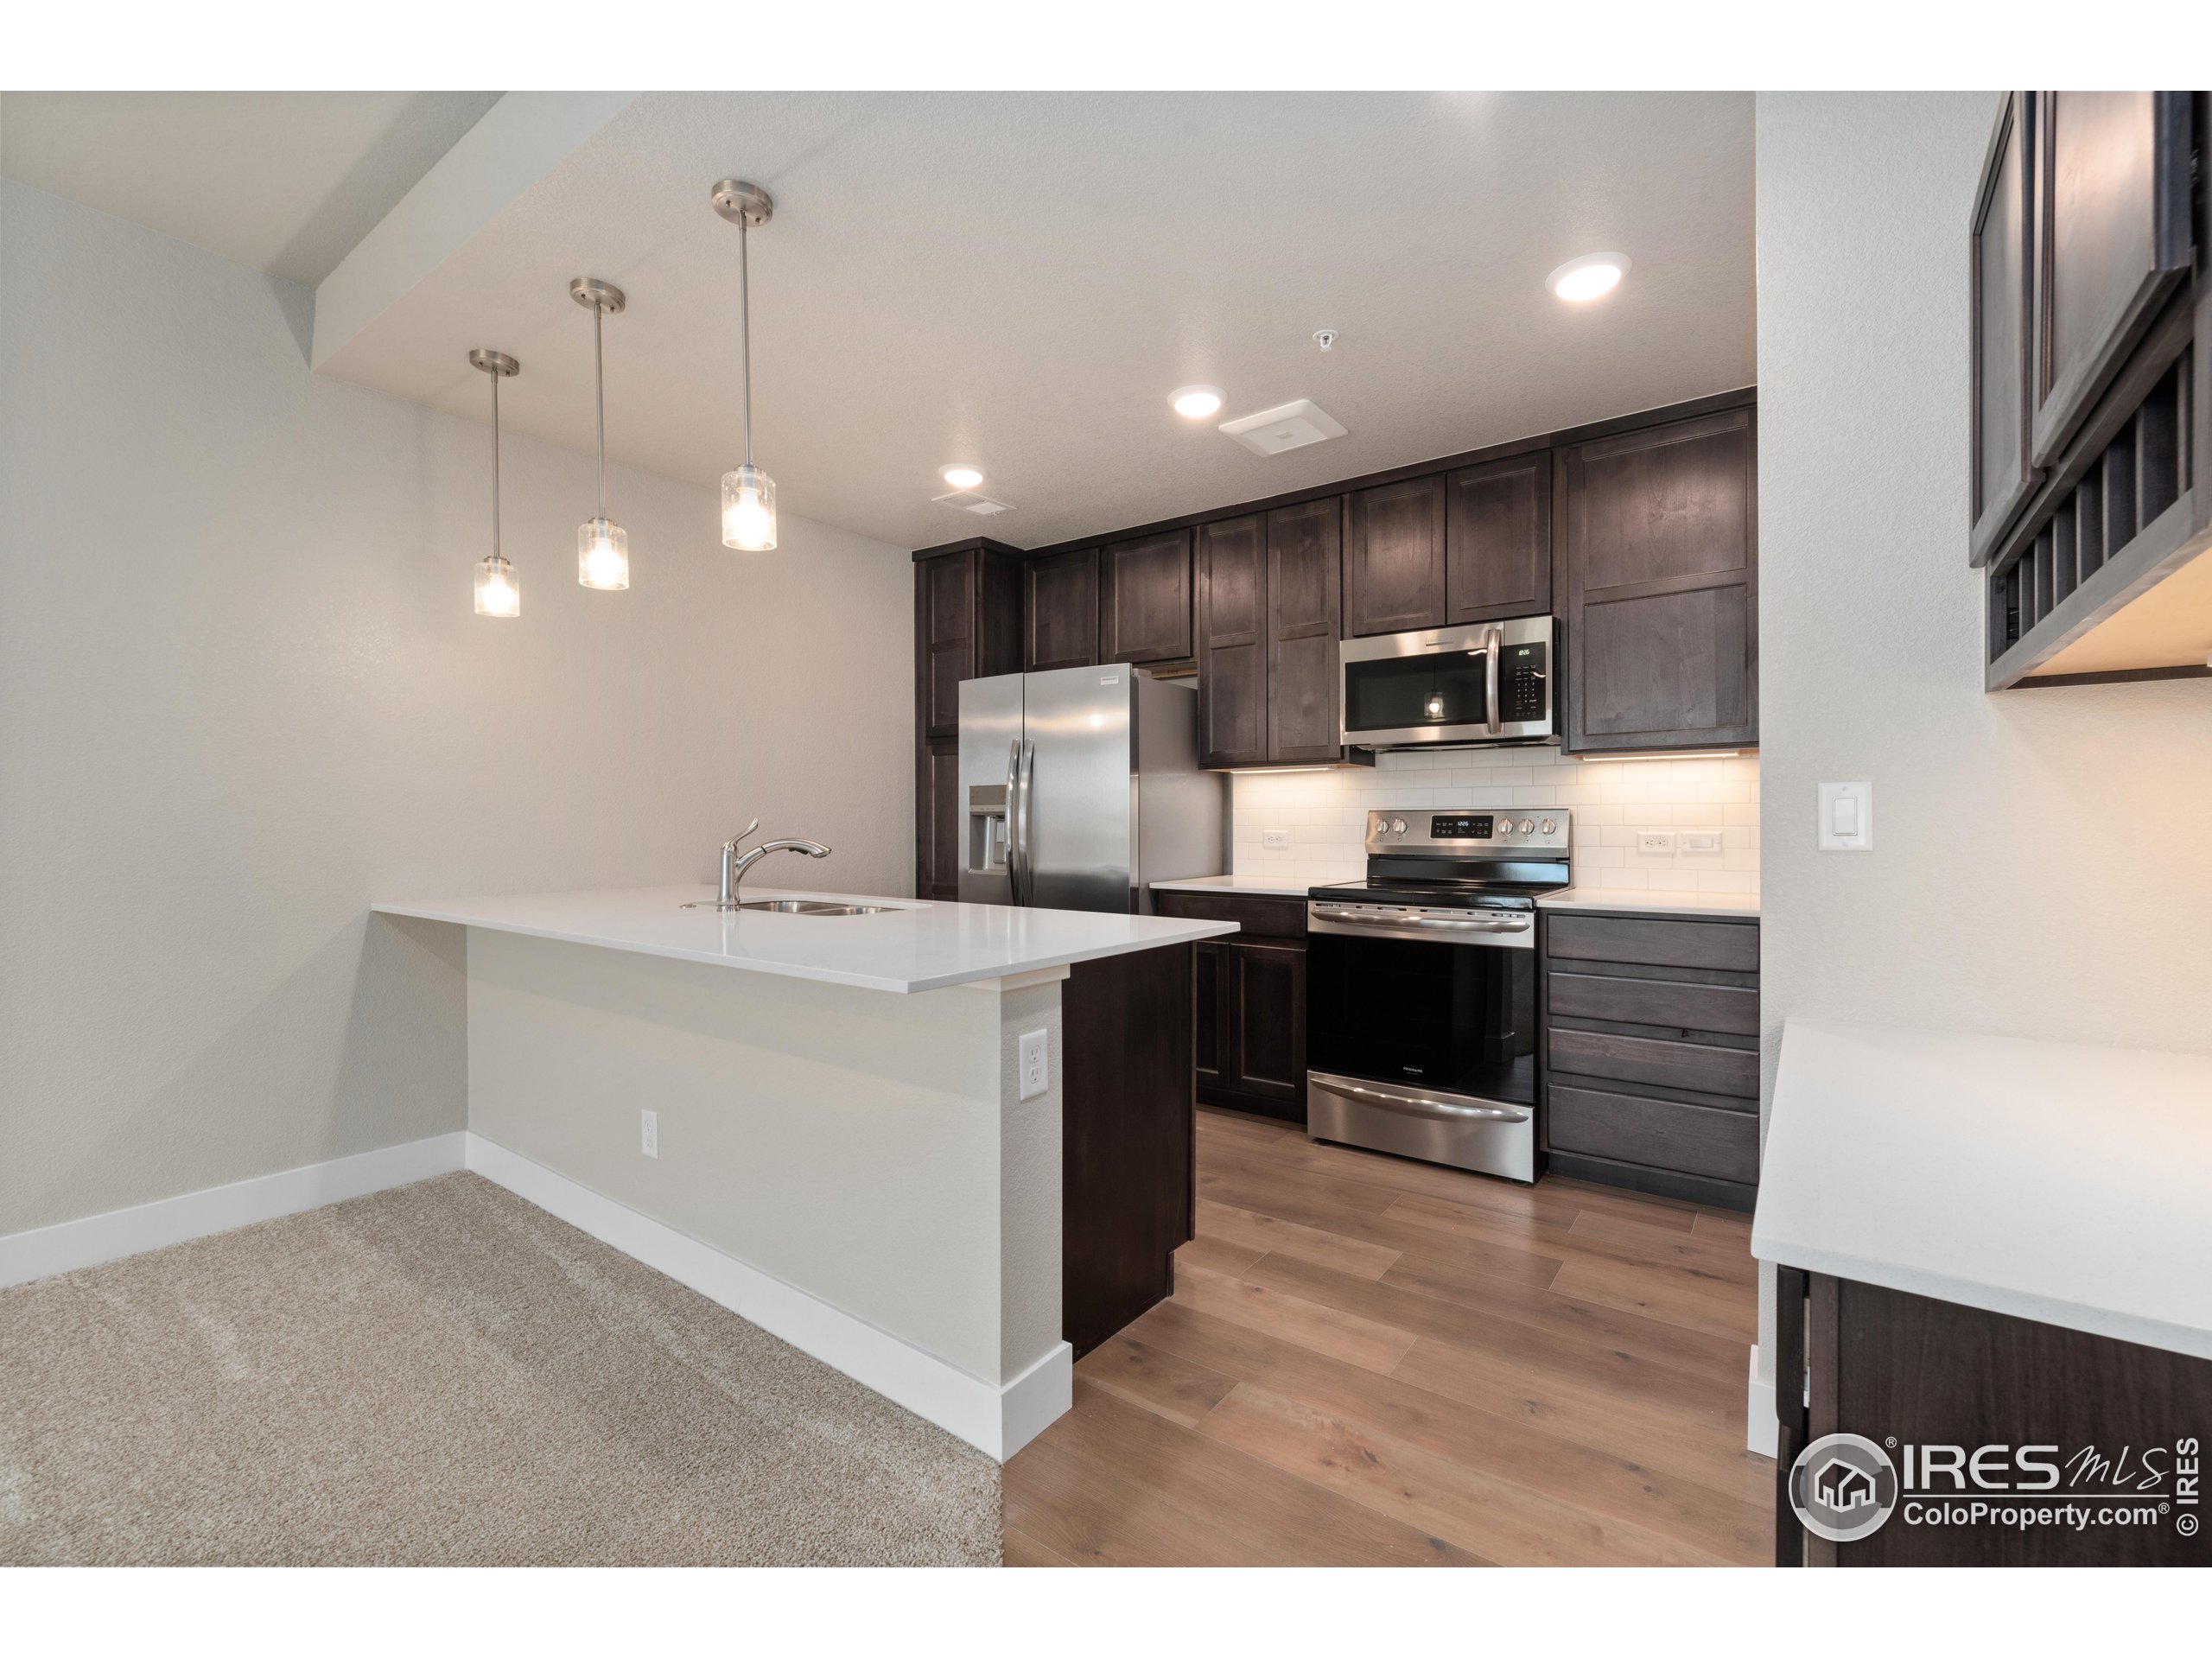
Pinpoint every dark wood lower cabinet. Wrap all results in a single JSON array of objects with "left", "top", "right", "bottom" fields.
[
  {"left": 1779, "top": 1272, "right": 2212, "bottom": 1566},
  {"left": 1540, "top": 908, "right": 1761, "bottom": 1211},
  {"left": 1060, "top": 944, "right": 1195, "bottom": 1359},
  {"left": 1155, "top": 889, "right": 1309, "bottom": 1124}
]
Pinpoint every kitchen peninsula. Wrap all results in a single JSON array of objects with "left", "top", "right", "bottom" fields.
[{"left": 370, "top": 884, "right": 1235, "bottom": 1459}]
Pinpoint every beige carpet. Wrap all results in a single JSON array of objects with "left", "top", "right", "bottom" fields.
[{"left": 0, "top": 1173, "right": 1001, "bottom": 1565}]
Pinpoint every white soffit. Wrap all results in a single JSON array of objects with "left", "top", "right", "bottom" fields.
[
  {"left": 307, "top": 91, "right": 1755, "bottom": 550},
  {"left": 0, "top": 91, "right": 504, "bottom": 285}
]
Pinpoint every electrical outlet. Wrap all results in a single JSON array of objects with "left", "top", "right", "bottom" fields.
[
  {"left": 639, "top": 1109, "right": 658, "bottom": 1159},
  {"left": 1261, "top": 829, "right": 1291, "bottom": 851},
  {"left": 1637, "top": 829, "right": 1677, "bottom": 854},
  {"left": 1681, "top": 829, "right": 1724, "bottom": 854},
  {"left": 1018, "top": 1029, "right": 1049, "bottom": 1101}
]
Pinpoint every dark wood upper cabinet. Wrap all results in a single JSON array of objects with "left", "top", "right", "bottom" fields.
[
  {"left": 1023, "top": 546, "right": 1099, "bottom": 671},
  {"left": 1560, "top": 404, "right": 1758, "bottom": 753},
  {"left": 1445, "top": 452, "right": 1552, "bottom": 621},
  {"left": 912, "top": 541, "right": 1020, "bottom": 898},
  {"left": 1098, "top": 530, "right": 1192, "bottom": 664},
  {"left": 1196, "top": 514, "right": 1267, "bottom": 768},
  {"left": 1266, "top": 498, "right": 1344, "bottom": 761},
  {"left": 2030, "top": 91, "right": 2194, "bottom": 467},
  {"left": 1345, "top": 474, "right": 1446, "bottom": 636},
  {"left": 1969, "top": 92, "right": 2041, "bottom": 567}
]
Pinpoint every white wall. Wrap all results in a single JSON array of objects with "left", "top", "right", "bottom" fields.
[
  {"left": 1752, "top": 95, "right": 2212, "bottom": 1366},
  {"left": 1230, "top": 748, "right": 1760, "bottom": 895},
  {"left": 0, "top": 181, "right": 914, "bottom": 1236}
]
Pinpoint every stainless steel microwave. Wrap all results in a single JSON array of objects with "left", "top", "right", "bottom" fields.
[{"left": 1339, "top": 614, "right": 1556, "bottom": 749}]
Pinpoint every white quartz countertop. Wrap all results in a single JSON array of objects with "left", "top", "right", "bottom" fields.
[
  {"left": 1536, "top": 888, "right": 1761, "bottom": 920},
  {"left": 373, "top": 886, "right": 1236, "bottom": 995},
  {"left": 1151, "top": 875, "right": 1318, "bottom": 898},
  {"left": 1753, "top": 1018, "right": 2212, "bottom": 1359}
]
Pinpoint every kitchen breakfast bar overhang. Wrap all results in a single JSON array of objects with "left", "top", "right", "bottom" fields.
[{"left": 371, "top": 885, "right": 1235, "bottom": 1459}]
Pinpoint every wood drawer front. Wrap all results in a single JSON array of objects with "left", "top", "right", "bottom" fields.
[
  {"left": 1154, "top": 889, "right": 1307, "bottom": 939},
  {"left": 1546, "top": 912, "right": 1759, "bottom": 973},
  {"left": 1548, "top": 1027, "right": 1758, "bottom": 1100},
  {"left": 1547, "top": 970, "right": 1759, "bottom": 1038},
  {"left": 1548, "top": 1085, "right": 1759, "bottom": 1185}
]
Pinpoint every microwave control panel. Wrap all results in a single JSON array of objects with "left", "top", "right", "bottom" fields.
[{"left": 1499, "top": 641, "right": 1548, "bottom": 722}]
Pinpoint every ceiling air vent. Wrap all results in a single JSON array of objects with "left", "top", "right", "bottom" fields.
[
  {"left": 1218, "top": 398, "right": 1347, "bottom": 457},
  {"left": 933, "top": 490, "right": 1014, "bottom": 516}
]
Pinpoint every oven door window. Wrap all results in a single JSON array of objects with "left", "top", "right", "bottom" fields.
[
  {"left": 1342, "top": 650, "right": 1489, "bottom": 737},
  {"left": 1306, "top": 931, "right": 1535, "bottom": 1104}
]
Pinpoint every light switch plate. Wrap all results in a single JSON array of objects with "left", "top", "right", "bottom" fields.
[
  {"left": 639, "top": 1109, "right": 658, "bottom": 1158},
  {"left": 1818, "top": 782, "right": 1873, "bottom": 851},
  {"left": 1681, "top": 829, "right": 1724, "bottom": 854},
  {"left": 1637, "top": 830, "right": 1676, "bottom": 854}
]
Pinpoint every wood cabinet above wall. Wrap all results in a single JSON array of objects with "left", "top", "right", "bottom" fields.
[
  {"left": 1345, "top": 475, "right": 1446, "bottom": 636},
  {"left": 1023, "top": 547, "right": 1099, "bottom": 672},
  {"left": 1977, "top": 89, "right": 2208, "bottom": 690},
  {"left": 1099, "top": 530, "right": 1193, "bottom": 665},
  {"left": 1559, "top": 405, "right": 1759, "bottom": 753}
]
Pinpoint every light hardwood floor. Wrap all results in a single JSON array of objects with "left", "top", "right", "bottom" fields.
[{"left": 1003, "top": 1106, "right": 1774, "bottom": 1567}]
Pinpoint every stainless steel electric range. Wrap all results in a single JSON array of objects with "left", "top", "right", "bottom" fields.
[{"left": 1305, "top": 806, "right": 1570, "bottom": 1181}]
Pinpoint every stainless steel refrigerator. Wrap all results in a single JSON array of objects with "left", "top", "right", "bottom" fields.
[{"left": 957, "top": 664, "right": 1225, "bottom": 912}]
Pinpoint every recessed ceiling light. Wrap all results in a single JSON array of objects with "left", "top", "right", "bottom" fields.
[
  {"left": 1170, "top": 385, "right": 1224, "bottom": 420},
  {"left": 1546, "top": 252, "right": 1631, "bottom": 302},
  {"left": 939, "top": 464, "right": 983, "bottom": 490}
]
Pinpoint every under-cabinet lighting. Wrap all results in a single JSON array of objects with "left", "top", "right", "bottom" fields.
[{"left": 1574, "top": 749, "right": 1748, "bottom": 762}]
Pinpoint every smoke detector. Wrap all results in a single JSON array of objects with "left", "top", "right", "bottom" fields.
[
  {"left": 1218, "top": 399, "right": 1347, "bottom": 457},
  {"left": 933, "top": 489, "right": 1014, "bottom": 516}
]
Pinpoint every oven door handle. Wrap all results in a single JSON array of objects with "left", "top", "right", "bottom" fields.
[
  {"left": 1312, "top": 1074, "right": 1531, "bottom": 1123},
  {"left": 1309, "top": 905, "right": 1531, "bottom": 933}
]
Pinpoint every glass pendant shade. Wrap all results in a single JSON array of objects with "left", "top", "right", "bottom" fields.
[
  {"left": 475, "top": 552, "right": 520, "bottom": 617},
  {"left": 721, "top": 464, "right": 778, "bottom": 550},
  {"left": 578, "top": 517, "right": 630, "bottom": 589}
]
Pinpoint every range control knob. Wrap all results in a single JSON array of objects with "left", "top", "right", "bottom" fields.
[
  {"left": 1495, "top": 819, "right": 1512, "bottom": 836},
  {"left": 1518, "top": 818, "right": 1535, "bottom": 835},
  {"left": 1389, "top": 817, "right": 1407, "bottom": 835},
  {"left": 1540, "top": 817, "right": 1556, "bottom": 835}
]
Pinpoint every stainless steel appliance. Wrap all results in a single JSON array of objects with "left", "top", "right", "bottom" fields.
[
  {"left": 1338, "top": 613, "right": 1556, "bottom": 749},
  {"left": 1305, "top": 806, "right": 1570, "bottom": 1180},
  {"left": 957, "top": 664, "right": 1224, "bottom": 912}
]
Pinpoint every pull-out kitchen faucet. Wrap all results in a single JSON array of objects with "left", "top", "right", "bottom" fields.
[{"left": 709, "top": 818, "right": 832, "bottom": 906}]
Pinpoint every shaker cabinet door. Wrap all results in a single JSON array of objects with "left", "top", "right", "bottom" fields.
[
  {"left": 1560, "top": 406, "right": 1758, "bottom": 753},
  {"left": 1345, "top": 475, "right": 1446, "bottom": 636},
  {"left": 2030, "top": 90, "right": 2194, "bottom": 467},
  {"left": 1099, "top": 530, "right": 1193, "bottom": 664},
  {"left": 1446, "top": 452, "right": 1551, "bottom": 621},
  {"left": 1025, "top": 547, "right": 1100, "bottom": 671},
  {"left": 1968, "top": 92, "right": 2040, "bottom": 567},
  {"left": 1266, "top": 498, "right": 1344, "bottom": 761},
  {"left": 1197, "top": 515, "right": 1267, "bottom": 768}
]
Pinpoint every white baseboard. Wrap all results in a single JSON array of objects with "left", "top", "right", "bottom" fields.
[
  {"left": 1746, "top": 1343, "right": 1779, "bottom": 1458},
  {"left": 463, "top": 1132, "right": 1069, "bottom": 1462},
  {"left": 0, "top": 1131, "right": 467, "bottom": 1290}
]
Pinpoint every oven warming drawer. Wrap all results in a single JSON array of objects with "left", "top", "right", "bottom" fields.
[{"left": 1306, "top": 1070, "right": 1535, "bottom": 1183}]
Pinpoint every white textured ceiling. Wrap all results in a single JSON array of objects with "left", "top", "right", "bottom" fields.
[{"left": 1, "top": 91, "right": 502, "bottom": 284}]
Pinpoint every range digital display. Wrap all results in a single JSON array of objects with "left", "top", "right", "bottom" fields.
[{"left": 1430, "top": 814, "right": 1494, "bottom": 840}]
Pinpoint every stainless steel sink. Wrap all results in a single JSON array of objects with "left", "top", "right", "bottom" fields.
[{"left": 734, "top": 899, "right": 890, "bottom": 916}]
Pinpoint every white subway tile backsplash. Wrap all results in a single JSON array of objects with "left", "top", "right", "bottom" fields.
[{"left": 1225, "top": 747, "right": 1760, "bottom": 896}]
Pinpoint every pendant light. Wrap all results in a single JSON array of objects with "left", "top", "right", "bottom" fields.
[
  {"left": 468, "top": 348, "right": 521, "bottom": 617},
  {"left": 569, "top": 276, "right": 630, "bottom": 590},
  {"left": 712, "top": 178, "right": 777, "bottom": 550}
]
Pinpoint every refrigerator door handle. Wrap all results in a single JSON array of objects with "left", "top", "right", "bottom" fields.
[
  {"left": 1016, "top": 738, "right": 1036, "bottom": 905},
  {"left": 1004, "top": 738, "right": 1025, "bottom": 900}
]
